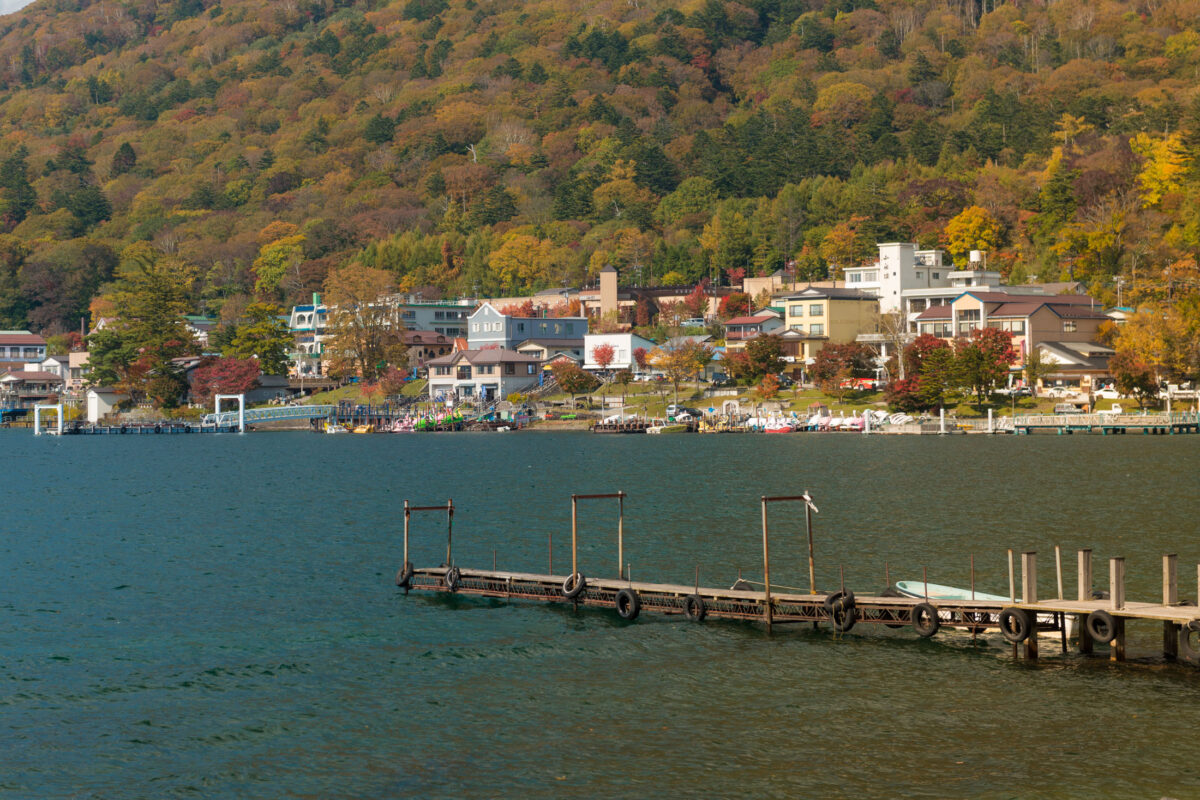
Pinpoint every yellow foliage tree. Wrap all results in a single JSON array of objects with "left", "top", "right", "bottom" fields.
[
  {"left": 1130, "top": 132, "right": 1191, "bottom": 208},
  {"left": 489, "top": 233, "right": 552, "bottom": 291},
  {"left": 943, "top": 205, "right": 1003, "bottom": 262}
]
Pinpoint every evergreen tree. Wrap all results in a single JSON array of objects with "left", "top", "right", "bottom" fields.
[{"left": 110, "top": 142, "right": 137, "bottom": 177}]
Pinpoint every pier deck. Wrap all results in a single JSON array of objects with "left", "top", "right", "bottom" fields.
[{"left": 396, "top": 495, "right": 1200, "bottom": 666}]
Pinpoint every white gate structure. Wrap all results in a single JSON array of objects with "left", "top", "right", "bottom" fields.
[
  {"left": 214, "top": 394, "right": 245, "bottom": 433},
  {"left": 33, "top": 403, "right": 63, "bottom": 435}
]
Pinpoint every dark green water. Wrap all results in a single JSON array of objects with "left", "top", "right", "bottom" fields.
[{"left": 2, "top": 430, "right": 1199, "bottom": 798}]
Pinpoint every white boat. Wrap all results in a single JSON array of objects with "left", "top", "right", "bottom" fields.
[{"left": 892, "top": 581, "right": 1074, "bottom": 637}]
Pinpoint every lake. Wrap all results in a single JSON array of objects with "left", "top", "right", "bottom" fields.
[{"left": 2, "top": 429, "right": 1199, "bottom": 798}]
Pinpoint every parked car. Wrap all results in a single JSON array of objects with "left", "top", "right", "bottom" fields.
[
  {"left": 1045, "top": 386, "right": 1077, "bottom": 398},
  {"left": 995, "top": 386, "right": 1032, "bottom": 397},
  {"left": 680, "top": 317, "right": 706, "bottom": 327},
  {"left": 776, "top": 374, "right": 795, "bottom": 389},
  {"left": 1093, "top": 387, "right": 1121, "bottom": 400}
]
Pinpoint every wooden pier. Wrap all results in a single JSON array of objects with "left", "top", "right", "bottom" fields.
[
  {"left": 1010, "top": 411, "right": 1200, "bottom": 435},
  {"left": 397, "top": 494, "right": 1200, "bottom": 667}
]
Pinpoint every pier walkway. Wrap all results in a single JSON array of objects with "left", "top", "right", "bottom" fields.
[
  {"left": 397, "top": 494, "right": 1200, "bottom": 667},
  {"left": 202, "top": 404, "right": 335, "bottom": 427},
  {"left": 1006, "top": 411, "right": 1200, "bottom": 435}
]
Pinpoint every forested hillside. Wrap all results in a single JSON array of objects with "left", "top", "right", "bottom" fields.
[{"left": 1, "top": 0, "right": 1199, "bottom": 336}]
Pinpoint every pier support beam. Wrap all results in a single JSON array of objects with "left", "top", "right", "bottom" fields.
[
  {"left": 1110, "top": 557, "right": 1126, "bottom": 662},
  {"left": 1022, "top": 551, "right": 1038, "bottom": 660},
  {"left": 1163, "top": 554, "right": 1178, "bottom": 661},
  {"left": 1077, "top": 549, "right": 1093, "bottom": 654}
]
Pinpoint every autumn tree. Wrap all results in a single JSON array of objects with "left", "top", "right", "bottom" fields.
[
  {"left": 1108, "top": 350, "right": 1159, "bottom": 408},
  {"left": 810, "top": 343, "right": 875, "bottom": 401},
  {"left": 190, "top": 357, "right": 261, "bottom": 405},
  {"left": 718, "top": 292, "right": 750, "bottom": 319},
  {"left": 550, "top": 360, "right": 599, "bottom": 408},
  {"left": 650, "top": 340, "right": 714, "bottom": 404},
  {"left": 591, "top": 342, "right": 615, "bottom": 375},
  {"left": 322, "top": 266, "right": 406, "bottom": 379},
  {"left": 955, "top": 327, "right": 1018, "bottom": 404},
  {"left": 632, "top": 347, "right": 649, "bottom": 371},
  {"left": 943, "top": 205, "right": 1003, "bottom": 263}
]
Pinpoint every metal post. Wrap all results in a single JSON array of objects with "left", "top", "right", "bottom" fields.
[
  {"left": 1078, "top": 549, "right": 1093, "bottom": 654},
  {"left": 571, "top": 495, "right": 578, "bottom": 578},
  {"left": 987, "top": 407, "right": 993, "bottom": 433},
  {"left": 403, "top": 500, "right": 410, "bottom": 568},
  {"left": 805, "top": 496, "right": 816, "bottom": 594},
  {"left": 939, "top": 407, "right": 946, "bottom": 434},
  {"left": 970, "top": 554, "right": 975, "bottom": 600},
  {"left": 446, "top": 499, "right": 454, "bottom": 567},
  {"left": 1008, "top": 549, "right": 1015, "bottom": 603},
  {"left": 761, "top": 496, "right": 772, "bottom": 630},
  {"left": 617, "top": 493, "right": 624, "bottom": 580}
]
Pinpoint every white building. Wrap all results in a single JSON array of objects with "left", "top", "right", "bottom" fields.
[
  {"left": 425, "top": 349, "right": 543, "bottom": 402},
  {"left": 582, "top": 333, "right": 657, "bottom": 371},
  {"left": 86, "top": 387, "right": 128, "bottom": 423}
]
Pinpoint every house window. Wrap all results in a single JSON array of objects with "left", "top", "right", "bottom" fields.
[
  {"left": 477, "top": 365, "right": 495, "bottom": 375},
  {"left": 809, "top": 304, "right": 823, "bottom": 316},
  {"left": 1063, "top": 320, "right": 1077, "bottom": 332},
  {"left": 554, "top": 323, "right": 563, "bottom": 334},
  {"left": 916, "top": 272, "right": 923, "bottom": 279},
  {"left": 517, "top": 322, "right": 525, "bottom": 332},
  {"left": 809, "top": 323, "right": 824, "bottom": 335},
  {"left": 540, "top": 323, "right": 548, "bottom": 333},
  {"left": 457, "top": 366, "right": 471, "bottom": 379},
  {"left": 434, "top": 366, "right": 450, "bottom": 376},
  {"left": 505, "top": 363, "right": 515, "bottom": 375},
  {"left": 790, "top": 324, "right": 805, "bottom": 332},
  {"left": 472, "top": 323, "right": 479, "bottom": 332},
  {"left": 528, "top": 364, "right": 536, "bottom": 374},
  {"left": 789, "top": 305, "right": 804, "bottom": 317},
  {"left": 933, "top": 272, "right": 940, "bottom": 279}
]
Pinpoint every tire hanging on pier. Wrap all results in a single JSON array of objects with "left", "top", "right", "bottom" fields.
[
  {"left": 911, "top": 602, "right": 940, "bottom": 638},
  {"left": 1086, "top": 610, "right": 1117, "bottom": 644},
  {"left": 444, "top": 566, "right": 461, "bottom": 592},
  {"left": 824, "top": 590, "right": 856, "bottom": 633},
  {"left": 615, "top": 588, "right": 641, "bottom": 620},
  {"left": 1178, "top": 620, "right": 1200, "bottom": 662},
  {"left": 683, "top": 594, "right": 706, "bottom": 622},
  {"left": 562, "top": 572, "right": 586, "bottom": 600},
  {"left": 396, "top": 561, "right": 414, "bottom": 588},
  {"left": 998, "top": 608, "right": 1032, "bottom": 643}
]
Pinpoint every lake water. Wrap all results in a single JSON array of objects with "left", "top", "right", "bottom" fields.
[{"left": 2, "top": 430, "right": 1199, "bottom": 798}]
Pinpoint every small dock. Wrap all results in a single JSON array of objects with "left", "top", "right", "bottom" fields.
[
  {"left": 1010, "top": 411, "right": 1200, "bottom": 435},
  {"left": 396, "top": 494, "right": 1200, "bottom": 667},
  {"left": 60, "top": 421, "right": 241, "bottom": 434}
]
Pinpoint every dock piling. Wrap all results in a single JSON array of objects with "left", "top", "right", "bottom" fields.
[
  {"left": 1055, "top": 545, "right": 1064, "bottom": 600},
  {"left": 1008, "top": 549, "right": 1015, "bottom": 603},
  {"left": 1077, "top": 549, "right": 1093, "bottom": 654},
  {"left": 1110, "top": 557, "right": 1126, "bottom": 661},
  {"left": 1022, "top": 551, "right": 1038, "bottom": 660},
  {"left": 1164, "top": 554, "right": 1178, "bottom": 660},
  {"left": 761, "top": 496, "right": 772, "bottom": 630}
]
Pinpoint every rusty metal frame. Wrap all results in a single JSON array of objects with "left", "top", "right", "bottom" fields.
[
  {"left": 403, "top": 499, "right": 454, "bottom": 571},
  {"left": 569, "top": 492, "right": 627, "bottom": 580}
]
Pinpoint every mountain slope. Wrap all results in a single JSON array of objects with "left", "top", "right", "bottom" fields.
[{"left": 0, "top": 0, "right": 1198, "bottom": 334}]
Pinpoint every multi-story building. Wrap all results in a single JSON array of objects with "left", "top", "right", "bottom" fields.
[
  {"left": 425, "top": 349, "right": 542, "bottom": 401},
  {"left": 0, "top": 330, "right": 47, "bottom": 369},
  {"left": 466, "top": 303, "right": 588, "bottom": 350},
  {"left": 777, "top": 286, "right": 878, "bottom": 366}
]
